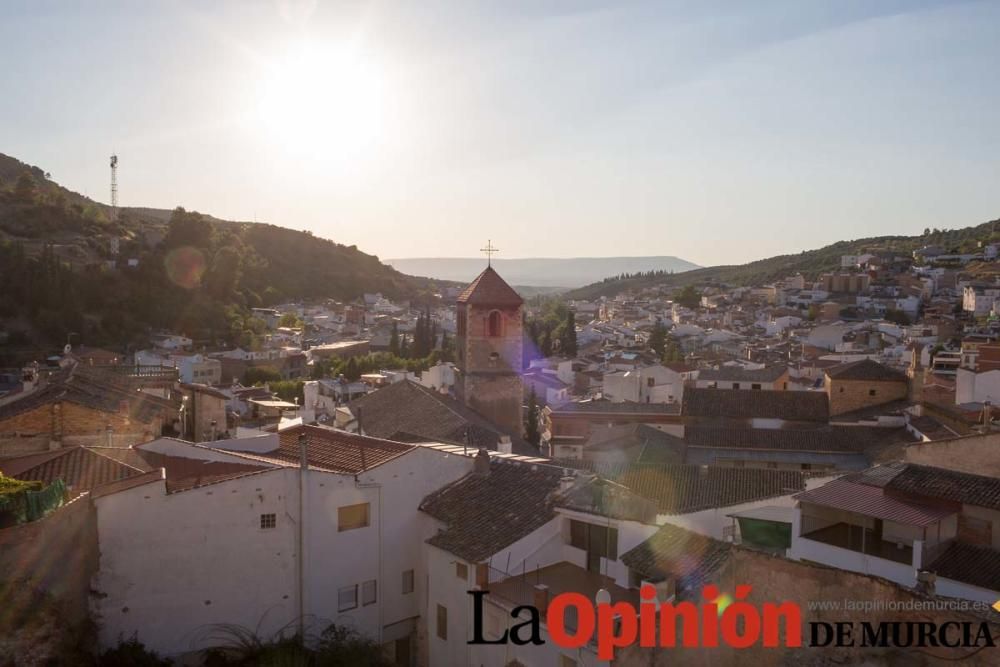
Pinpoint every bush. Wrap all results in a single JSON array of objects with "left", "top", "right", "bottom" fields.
[{"left": 97, "top": 635, "right": 173, "bottom": 666}]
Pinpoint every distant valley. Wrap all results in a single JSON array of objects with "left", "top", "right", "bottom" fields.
[{"left": 385, "top": 256, "right": 700, "bottom": 288}]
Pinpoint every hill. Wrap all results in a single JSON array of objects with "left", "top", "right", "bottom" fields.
[
  {"left": 0, "top": 152, "right": 450, "bottom": 355},
  {"left": 385, "top": 256, "right": 700, "bottom": 288},
  {"left": 566, "top": 219, "right": 1000, "bottom": 300}
]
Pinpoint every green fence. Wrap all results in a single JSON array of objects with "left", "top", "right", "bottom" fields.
[{"left": 0, "top": 479, "right": 66, "bottom": 525}]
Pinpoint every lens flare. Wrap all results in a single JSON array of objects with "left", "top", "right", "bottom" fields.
[{"left": 164, "top": 246, "right": 207, "bottom": 290}]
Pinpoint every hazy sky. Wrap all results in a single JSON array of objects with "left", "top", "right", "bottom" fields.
[{"left": 2, "top": 1, "right": 998, "bottom": 266}]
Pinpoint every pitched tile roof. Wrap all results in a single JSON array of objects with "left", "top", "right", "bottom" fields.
[
  {"left": 620, "top": 523, "right": 731, "bottom": 594},
  {"left": 135, "top": 449, "right": 271, "bottom": 493},
  {"left": 682, "top": 387, "right": 829, "bottom": 422},
  {"left": 684, "top": 425, "right": 914, "bottom": 454},
  {"left": 456, "top": 266, "right": 523, "bottom": 307},
  {"left": 271, "top": 424, "right": 414, "bottom": 474},
  {"left": 551, "top": 400, "right": 681, "bottom": 416},
  {"left": 561, "top": 461, "right": 805, "bottom": 514},
  {"left": 583, "top": 423, "right": 686, "bottom": 463},
  {"left": 2, "top": 446, "right": 153, "bottom": 497},
  {"left": 0, "top": 365, "right": 174, "bottom": 425},
  {"left": 885, "top": 463, "right": 1000, "bottom": 511},
  {"left": 825, "top": 359, "right": 907, "bottom": 382},
  {"left": 697, "top": 366, "right": 789, "bottom": 383},
  {"left": 929, "top": 542, "right": 1000, "bottom": 592},
  {"left": 794, "top": 479, "right": 955, "bottom": 527},
  {"left": 419, "top": 458, "right": 565, "bottom": 562},
  {"left": 348, "top": 380, "right": 535, "bottom": 454}
]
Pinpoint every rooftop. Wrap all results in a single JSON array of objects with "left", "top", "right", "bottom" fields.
[
  {"left": 682, "top": 387, "right": 829, "bottom": 422},
  {"left": 456, "top": 266, "right": 523, "bottom": 307},
  {"left": 620, "top": 523, "right": 730, "bottom": 594},
  {"left": 825, "top": 359, "right": 907, "bottom": 382}
]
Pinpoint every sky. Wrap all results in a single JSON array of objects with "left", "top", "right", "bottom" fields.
[{"left": 1, "top": 0, "right": 998, "bottom": 266}]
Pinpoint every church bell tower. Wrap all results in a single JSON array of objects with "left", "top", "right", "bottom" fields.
[{"left": 455, "top": 244, "right": 524, "bottom": 437}]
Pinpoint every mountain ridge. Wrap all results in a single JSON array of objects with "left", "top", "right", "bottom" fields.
[
  {"left": 565, "top": 218, "right": 1000, "bottom": 300},
  {"left": 386, "top": 255, "right": 700, "bottom": 288}
]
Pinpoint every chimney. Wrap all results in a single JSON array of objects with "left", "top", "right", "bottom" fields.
[
  {"left": 533, "top": 584, "right": 550, "bottom": 613},
  {"left": 916, "top": 570, "right": 936, "bottom": 596},
  {"left": 473, "top": 448, "right": 491, "bottom": 475},
  {"left": 475, "top": 563, "right": 489, "bottom": 589},
  {"left": 497, "top": 435, "right": 512, "bottom": 455}
]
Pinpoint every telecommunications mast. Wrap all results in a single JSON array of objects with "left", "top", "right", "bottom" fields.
[{"left": 109, "top": 154, "right": 118, "bottom": 221}]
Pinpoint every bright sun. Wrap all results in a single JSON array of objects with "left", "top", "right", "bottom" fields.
[{"left": 254, "top": 41, "right": 389, "bottom": 165}]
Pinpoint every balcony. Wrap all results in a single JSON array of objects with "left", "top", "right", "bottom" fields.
[{"left": 802, "top": 522, "right": 912, "bottom": 565}]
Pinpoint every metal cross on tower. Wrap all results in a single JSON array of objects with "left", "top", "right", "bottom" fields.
[
  {"left": 109, "top": 154, "right": 118, "bottom": 222},
  {"left": 480, "top": 239, "right": 499, "bottom": 266}
]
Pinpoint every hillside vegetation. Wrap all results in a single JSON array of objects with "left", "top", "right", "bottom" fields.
[
  {"left": 0, "top": 153, "right": 448, "bottom": 356},
  {"left": 566, "top": 220, "right": 1000, "bottom": 300}
]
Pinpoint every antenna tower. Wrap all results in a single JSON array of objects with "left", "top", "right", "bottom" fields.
[{"left": 109, "top": 154, "right": 118, "bottom": 221}]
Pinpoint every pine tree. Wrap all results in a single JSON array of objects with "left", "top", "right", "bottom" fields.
[
  {"left": 649, "top": 318, "right": 667, "bottom": 357},
  {"left": 389, "top": 322, "right": 400, "bottom": 357},
  {"left": 344, "top": 357, "right": 361, "bottom": 381},
  {"left": 560, "top": 310, "right": 578, "bottom": 357},
  {"left": 525, "top": 386, "right": 541, "bottom": 447}
]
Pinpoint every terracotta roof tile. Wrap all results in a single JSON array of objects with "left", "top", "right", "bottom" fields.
[
  {"left": 274, "top": 424, "right": 414, "bottom": 473},
  {"left": 930, "top": 542, "right": 1000, "bottom": 591},
  {"left": 621, "top": 523, "right": 731, "bottom": 594},
  {"left": 682, "top": 387, "right": 829, "bottom": 422},
  {"left": 561, "top": 461, "right": 805, "bottom": 514},
  {"left": 456, "top": 267, "right": 523, "bottom": 307},
  {"left": 420, "top": 458, "right": 564, "bottom": 562}
]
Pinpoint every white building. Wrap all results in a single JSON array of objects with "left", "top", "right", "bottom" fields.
[
  {"left": 92, "top": 427, "right": 475, "bottom": 657},
  {"left": 602, "top": 364, "right": 687, "bottom": 404}
]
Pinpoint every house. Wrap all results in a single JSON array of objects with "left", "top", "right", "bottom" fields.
[
  {"left": 823, "top": 359, "right": 908, "bottom": 418},
  {"left": 0, "top": 365, "right": 177, "bottom": 457},
  {"left": 790, "top": 462, "right": 1000, "bottom": 603},
  {"left": 543, "top": 401, "right": 684, "bottom": 459},
  {"left": 90, "top": 425, "right": 476, "bottom": 657},
  {"left": 419, "top": 453, "right": 658, "bottom": 667},
  {"left": 521, "top": 369, "right": 570, "bottom": 406},
  {"left": 695, "top": 365, "right": 790, "bottom": 391},
  {"left": 603, "top": 364, "right": 687, "bottom": 404}
]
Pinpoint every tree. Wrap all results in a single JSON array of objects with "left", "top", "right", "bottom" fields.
[
  {"left": 559, "top": 310, "right": 578, "bottom": 357},
  {"left": 389, "top": 322, "right": 400, "bottom": 357},
  {"left": 525, "top": 386, "right": 541, "bottom": 447},
  {"left": 277, "top": 312, "right": 302, "bottom": 328},
  {"left": 648, "top": 318, "right": 667, "bottom": 357},
  {"left": 14, "top": 172, "right": 36, "bottom": 201},
  {"left": 662, "top": 338, "right": 684, "bottom": 364},
  {"left": 164, "top": 207, "right": 213, "bottom": 250},
  {"left": 440, "top": 328, "right": 453, "bottom": 362},
  {"left": 344, "top": 357, "right": 361, "bottom": 381},
  {"left": 243, "top": 367, "right": 282, "bottom": 385},
  {"left": 672, "top": 285, "right": 700, "bottom": 309}
]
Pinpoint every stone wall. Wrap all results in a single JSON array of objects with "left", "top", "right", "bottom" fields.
[
  {"left": 464, "top": 373, "right": 523, "bottom": 438},
  {"left": 0, "top": 495, "right": 98, "bottom": 623},
  {"left": 905, "top": 433, "right": 1000, "bottom": 477},
  {"left": 617, "top": 549, "right": 1000, "bottom": 666},
  {"left": 828, "top": 379, "right": 909, "bottom": 417}
]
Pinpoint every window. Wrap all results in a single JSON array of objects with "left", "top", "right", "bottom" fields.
[
  {"left": 259, "top": 513, "right": 276, "bottom": 529},
  {"left": 402, "top": 569, "right": 414, "bottom": 594},
  {"left": 487, "top": 310, "right": 502, "bottom": 337},
  {"left": 751, "top": 383, "right": 762, "bottom": 390},
  {"left": 869, "top": 389, "right": 877, "bottom": 396},
  {"left": 338, "top": 503, "right": 370, "bottom": 531},
  {"left": 436, "top": 604, "right": 448, "bottom": 640},
  {"left": 733, "top": 382, "right": 740, "bottom": 390},
  {"left": 647, "top": 377, "right": 655, "bottom": 387},
  {"left": 569, "top": 519, "right": 618, "bottom": 569},
  {"left": 839, "top": 387, "right": 845, "bottom": 393},
  {"left": 362, "top": 579, "right": 377, "bottom": 606},
  {"left": 338, "top": 585, "right": 358, "bottom": 611},
  {"left": 455, "top": 562, "right": 468, "bottom": 580}
]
